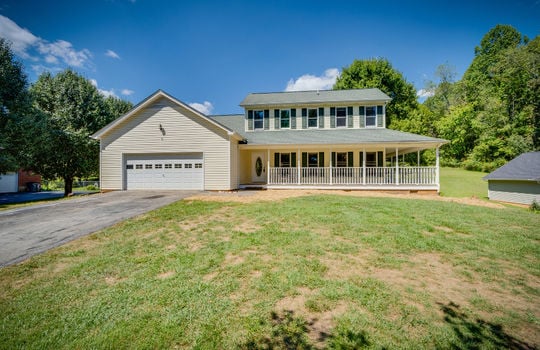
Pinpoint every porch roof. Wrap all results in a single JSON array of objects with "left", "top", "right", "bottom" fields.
[{"left": 209, "top": 115, "right": 447, "bottom": 147}]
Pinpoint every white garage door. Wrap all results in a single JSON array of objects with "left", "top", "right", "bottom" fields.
[{"left": 126, "top": 154, "right": 203, "bottom": 190}]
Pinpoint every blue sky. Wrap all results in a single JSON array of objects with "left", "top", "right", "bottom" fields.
[{"left": 0, "top": 0, "right": 538, "bottom": 115}]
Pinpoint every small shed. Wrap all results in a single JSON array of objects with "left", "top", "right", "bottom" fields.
[{"left": 483, "top": 152, "right": 540, "bottom": 205}]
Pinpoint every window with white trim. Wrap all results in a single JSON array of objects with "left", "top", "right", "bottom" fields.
[
  {"left": 280, "top": 109, "right": 290, "bottom": 128},
  {"left": 336, "top": 107, "right": 347, "bottom": 127},
  {"left": 254, "top": 110, "right": 264, "bottom": 130},
  {"left": 308, "top": 153, "right": 318, "bottom": 167},
  {"left": 308, "top": 109, "right": 318, "bottom": 128},
  {"left": 336, "top": 152, "right": 348, "bottom": 167}
]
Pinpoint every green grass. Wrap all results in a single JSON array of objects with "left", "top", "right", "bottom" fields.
[
  {"left": 440, "top": 167, "right": 488, "bottom": 198},
  {"left": 1, "top": 194, "right": 538, "bottom": 349}
]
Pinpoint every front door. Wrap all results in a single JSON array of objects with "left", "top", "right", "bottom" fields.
[{"left": 251, "top": 152, "right": 266, "bottom": 183}]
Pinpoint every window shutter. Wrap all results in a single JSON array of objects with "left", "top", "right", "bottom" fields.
[
  {"left": 291, "top": 152, "right": 297, "bottom": 167},
  {"left": 318, "top": 107, "right": 324, "bottom": 128},
  {"left": 302, "top": 152, "right": 307, "bottom": 167},
  {"left": 347, "top": 107, "right": 353, "bottom": 128},
  {"left": 301, "top": 108, "right": 307, "bottom": 129},
  {"left": 348, "top": 151, "right": 354, "bottom": 167},
  {"left": 247, "top": 110, "right": 253, "bottom": 130},
  {"left": 318, "top": 152, "right": 325, "bottom": 167},
  {"left": 330, "top": 107, "right": 336, "bottom": 128},
  {"left": 274, "top": 109, "right": 280, "bottom": 129},
  {"left": 264, "top": 110, "right": 269, "bottom": 130},
  {"left": 360, "top": 152, "right": 364, "bottom": 167},
  {"left": 274, "top": 152, "right": 280, "bottom": 167},
  {"left": 377, "top": 151, "right": 383, "bottom": 167},
  {"left": 359, "top": 106, "right": 365, "bottom": 128},
  {"left": 377, "top": 105, "right": 384, "bottom": 127},
  {"left": 291, "top": 109, "right": 297, "bottom": 129},
  {"left": 331, "top": 152, "right": 336, "bottom": 167}
]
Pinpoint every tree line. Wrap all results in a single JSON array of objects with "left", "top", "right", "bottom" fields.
[
  {"left": 335, "top": 24, "right": 539, "bottom": 172},
  {"left": 0, "top": 38, "right": 132, "bottom": 196}
]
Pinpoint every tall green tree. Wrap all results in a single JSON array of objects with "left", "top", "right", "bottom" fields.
[
  {"left": 29, "top": 69, "right": 131, "bottom": 196},
  {"left": 334, "top": 58, "right": 418, "bottom": 127},
  {"left": 0, "top": 38, "right": 31, "bottom": 174}
]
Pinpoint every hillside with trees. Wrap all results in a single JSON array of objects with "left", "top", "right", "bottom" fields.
[{"left": 336, "top": 24, "right": 539, "bottom": 172}]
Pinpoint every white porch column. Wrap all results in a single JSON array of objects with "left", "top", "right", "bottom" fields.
[
  {"left": 436, "top": 146, "right": 440, "bottom": 191},
  {"left": 417, "top": 150, "right": 420, "bottom": 166},
  {"left": 395, "top": 147, "right": 399, "bottom": 185},
  {"left": 267, "top": 149, "right": 270, "bottom": 184},
  {"left": 329, "top": 148, "right": 333, "bottom": 185},
  {"left": 297, "top": 148, "right": 301, "bottom": 185},
  {"left": 362, "top": 149, "right": 366, "bottom": 185}
]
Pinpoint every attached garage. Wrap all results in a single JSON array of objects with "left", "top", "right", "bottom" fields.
[
  {"left": 91, "top": 90, "right": 242, "bottom": 191},
  {"left": 125, "top": 153, "right": 204, "bottom": 190}
]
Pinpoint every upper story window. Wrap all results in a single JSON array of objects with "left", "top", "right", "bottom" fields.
[
  {"left": 280, "top": 109, "right": 290, "bottom": 128},
  {"left": 336, "top": 107, "right": 347, "bottom": 127},
  {"left": 254, "top": 110, "right": 264, "bottom": 130},
  {"left": 308, "top": 109, "right": 318, "bottom": 128},
  {"left": 360, "top": 105, "right": 384, "bottom": 128},
  {"left": 366, "top": 106, "right": 376, "bottom": 127}
]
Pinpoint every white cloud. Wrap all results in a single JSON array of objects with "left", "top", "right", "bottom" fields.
[
  {"left": 36, "top": 39, "right": 91, "bottom": 68},
  {"left": 189, "top": 101, "right": 214, "bottom": 115},
  {"left": 0, "top": 15, "right": 92, "bottom": 68},
  {"left": 121, "top": 89, "right": 134, "bottom": 96},
  {"left": 90, "top": 78, "right": 117, "bottom": 98},
  {"left": 416, "top": 89, "right": 435, "bottom": 98},
  {"left": 105, "top": 49, "right": 120, "bottom": 59},
  {"left": 44, "top": 55, "right": 58, "bottom": 64},
  {"left": 285, "top": 68, "right": 340, "bottom": 92},
  {"left": 0, "top": 15, "right": 39, "bottom": 58},
  {"left": 98, "top": 89, "right": 117, "bottom": 98}
]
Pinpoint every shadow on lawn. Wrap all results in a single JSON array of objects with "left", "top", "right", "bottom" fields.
[
  {"left": 239, "top": 310, "right": 370, "bottom": 350},
  {"left": 438, "top": 301, "right": 536, "bottom": 350}
]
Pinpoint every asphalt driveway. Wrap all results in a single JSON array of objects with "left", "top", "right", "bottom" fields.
[{"left": 0, "top": 191, "right": 198, "bottom": 267}]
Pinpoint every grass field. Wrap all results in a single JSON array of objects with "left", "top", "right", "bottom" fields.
[
  {"left": 0, "top": 194, "right": 538, "bottom": 349},
  {"left": 439, "top": 167, "right": 488, "bottom": 199}
]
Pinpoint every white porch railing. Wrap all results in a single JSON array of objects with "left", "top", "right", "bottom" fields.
[{"left": 268, "top": 166, "right": 437, "bottom": 186}]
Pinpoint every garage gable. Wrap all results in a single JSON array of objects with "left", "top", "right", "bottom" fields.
[{"left": 92, "top": 90, "right": 241, "bottom": 142}]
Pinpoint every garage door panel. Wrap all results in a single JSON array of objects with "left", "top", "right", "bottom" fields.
[{"left": 126, "top": 154, "right": 203, "bottom": 190}]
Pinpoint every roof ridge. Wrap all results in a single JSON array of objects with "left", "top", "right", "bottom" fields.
[{"left": 246, "top": 88, "right": 379, "bottom": 96}]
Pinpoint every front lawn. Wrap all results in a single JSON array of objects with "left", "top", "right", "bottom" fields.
[{"left": 0, "top": 195, "right": 538, "bottom": 349}]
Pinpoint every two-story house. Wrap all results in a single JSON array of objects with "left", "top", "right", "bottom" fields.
[{"left": 92, "top": 89, "right": 447, "bottom": 192}]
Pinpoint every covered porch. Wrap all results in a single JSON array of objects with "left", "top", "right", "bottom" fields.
[{"left": 239, "top": 144, "right": 443, "bottom": 192}]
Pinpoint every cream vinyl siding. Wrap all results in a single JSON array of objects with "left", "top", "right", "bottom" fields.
[
  {"left": 229, "top": 141, "right": 240, "bottom": 189},
  {"left": 100, "top": 97, "right": 233, "bottom": 190}
]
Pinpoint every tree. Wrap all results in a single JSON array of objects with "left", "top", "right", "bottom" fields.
[
  {"left": 334, "top": 58, "right": 418, "bottom": 127},
  {"left": 29, "top": 69, "right": 132, "bottom": 196},
  {"left": 0, "top": 38, "right": 31, "bottom": 174}
]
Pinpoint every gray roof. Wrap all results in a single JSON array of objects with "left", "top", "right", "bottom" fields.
[
  {"left": 209, "top": 115, "right": 446, "bottom": 146},
  {"left": 239, "top": 88, "right": 391, "bottom": 107},
  {"left": 483, "top": 152, "right": 540, "bottom": 181}
]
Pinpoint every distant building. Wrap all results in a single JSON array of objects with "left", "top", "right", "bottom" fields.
[
  {"left": 0, "top": 170, "right": 41, "bottom": 193},
  {"left": 483, "top": 152, "right": 540, "bottom": 205}
]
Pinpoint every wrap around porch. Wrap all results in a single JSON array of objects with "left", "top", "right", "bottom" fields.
[{"left": 240, "top": 146, "right": 442, "bottom": 192}]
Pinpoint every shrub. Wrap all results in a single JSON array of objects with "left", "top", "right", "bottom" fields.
[{"left": 529, "top": 200, "right": 540, "bottom": 212}]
